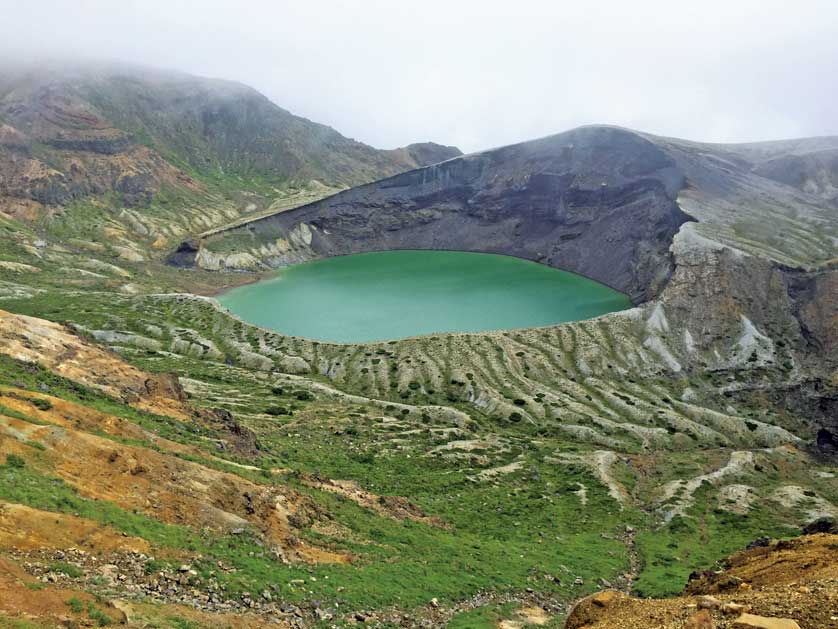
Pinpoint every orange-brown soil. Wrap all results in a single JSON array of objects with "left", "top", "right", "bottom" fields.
[
  {"left": 0, "top": 309, "right": 192, "bottom": 419},
  {"left": 0, "top": 502, "right": 149, "bottom": 553},
  {"left": 0, "top": 399, "right": 348, "bottom": 564},
  {"left": 0, "top": 557, "right": 125, "bottom": 627},
  {"left": 565, "top": 534, "right": 838, "bottom": 629}
]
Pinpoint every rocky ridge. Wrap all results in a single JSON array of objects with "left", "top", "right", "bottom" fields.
[
  {"left": 171, "top": 125, "right": 838, "bottom": 448},
  {"left": 565, "top": 532, "right": 838, "bottom": 629}
]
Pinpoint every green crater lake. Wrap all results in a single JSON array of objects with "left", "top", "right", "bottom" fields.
[{"left": 218, "top": 250, "right": 632, "bottom": 343}]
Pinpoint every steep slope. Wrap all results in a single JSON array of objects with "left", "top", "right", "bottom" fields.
[
  {"left": 0, "top": 308, "right": 636, "bottom": 627},
  {"left": 183, "top": 126, "right": 693, "bottom": 302},
  {"left": 723, "top": 136, "right": 838, "bottom": 206},
  {"left": 0, "top": 62, "right": 460, "bottom": 293},
  {"left": 4, "top": 291, "right": 837, "bottom": 627},
  {"left": 184, "top": 126, "right": 837, "bottom": 303},
  {"left": 0, "top": 62, "right": 451, "bottom": 194},
  {"left": 1, "top": 94, "right": 837, "bottom": 627},
  {"left": 565, "top": 532, "right": 838, "bottom": 629}
]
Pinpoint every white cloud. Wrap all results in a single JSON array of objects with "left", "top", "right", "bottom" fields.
[{"left": 2, "top": 0, "right": 836, "bottom": 151}]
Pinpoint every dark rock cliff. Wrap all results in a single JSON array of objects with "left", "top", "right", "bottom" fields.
[{"left": 191, "top": 126, "right": 693, "bottom": 303}]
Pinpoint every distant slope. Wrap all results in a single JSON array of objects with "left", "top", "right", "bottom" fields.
[
  {"left": 383, "top": 142, "right": 462, "bottom": 170},
  {"left": 0, "top": 63, "right": 457, "bottom": 193},
  {"left": 659, "top": 134, "right": 838, "bottom": 207},
  {"left": 187, "top": 125, "right": 838, "bottom": 302},
  {"left": 0, "top": 62, "right": 460, "bottom": 285}
]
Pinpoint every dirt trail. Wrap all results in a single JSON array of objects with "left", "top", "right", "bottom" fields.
[{"left": 617, "top": 526, "right": 641, "bottom": 595}]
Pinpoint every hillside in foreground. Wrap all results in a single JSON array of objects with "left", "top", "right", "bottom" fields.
[
  {"left": 565, "top": 532, "right": 838, "bottom": 629},
  {"left": 0, "top": 61, "right": 836, "bottom": 628}
]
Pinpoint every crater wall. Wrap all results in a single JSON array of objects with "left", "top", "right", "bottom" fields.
[{"left": 179, "top": 127, "right": 693, "bottom": 303}]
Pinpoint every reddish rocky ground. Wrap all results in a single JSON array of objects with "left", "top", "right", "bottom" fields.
[{"left": 564, "top": 533, "right": 838, "bottom": 629}]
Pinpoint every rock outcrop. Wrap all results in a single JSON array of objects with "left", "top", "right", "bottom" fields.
[
  {"left": 184, "top": 127, "right": 838, "bottom": 306},
  {"left": 564, "top": 534, "right": 838, "bottom": 629}
]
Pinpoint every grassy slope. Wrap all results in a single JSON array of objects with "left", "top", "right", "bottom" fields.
[
  {"left": 0, "top": 353, "right": 624, "bottom": 613},
  {"left": 0, "top": 288, "right": 830, "bottom": 628}
]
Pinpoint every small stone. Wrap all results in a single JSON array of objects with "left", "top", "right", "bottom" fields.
[
  {"left": 430, "top": 597, "right": 439, "bottom": 608},
  {"left": 723, "top": 603, "right": 750, "bottom": 616},
  {"left": 698, "top": 595, "right": 721, "bottom": 610},
  {"left": 314, "top": 608, "right": 333, "bottom": 621},
  {"left": 591, "top": 590, "right": 620, "bottom": 607},
  {"left": 564, "top": 591, "right": 627, "bottom": 629}
]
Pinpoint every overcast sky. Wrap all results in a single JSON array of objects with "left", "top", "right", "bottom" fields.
[{"left": 3, "top": 0, "right": 837, "bottom": 152}]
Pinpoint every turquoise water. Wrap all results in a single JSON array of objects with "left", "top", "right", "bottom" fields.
[{"left": 218, "top": 250, "right": 631, "bottom": 343}]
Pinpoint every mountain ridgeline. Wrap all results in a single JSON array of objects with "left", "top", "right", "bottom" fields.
[
  {"left": 173, "top": 125, "right": 838, "bottom": 443},
  {"left": 0, "top": 63, "right": 461, "bottom": 267},
  {"left": 0, "top": 63, "right": 461, "bottom": 195}
]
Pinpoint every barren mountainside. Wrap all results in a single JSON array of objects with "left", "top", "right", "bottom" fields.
[{"left": 0, "top": 63, "right": 461, "bottom": 286}]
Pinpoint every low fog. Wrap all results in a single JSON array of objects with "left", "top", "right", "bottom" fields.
[{"left": 3, "top": 0, "right": 837, "bottom": 152}]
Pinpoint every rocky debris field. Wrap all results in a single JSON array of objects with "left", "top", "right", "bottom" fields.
[
  {"left": 565, "top": 533, "right": 838, "bottom": 629},
  {"left": 8, "top": 545, "right": 573, "bottom": 628}
]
